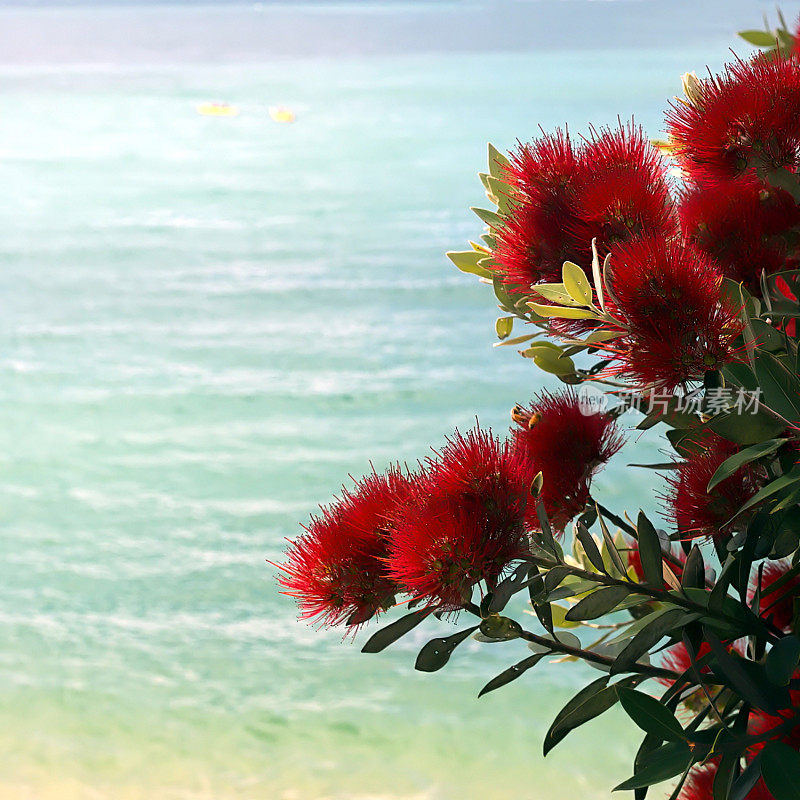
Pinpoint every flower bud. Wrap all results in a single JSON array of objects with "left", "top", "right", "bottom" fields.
[{"left": 680, "top": 71, "right": 703, "bottom": 106}]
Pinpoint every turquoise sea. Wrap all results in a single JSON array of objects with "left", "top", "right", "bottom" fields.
[{"left": 0, "top": 2, "right": 797, "bottom": 798}]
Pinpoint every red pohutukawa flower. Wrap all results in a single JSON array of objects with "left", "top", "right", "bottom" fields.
[
  {"left": 387, "top": 428, "right": 529, "bottom": 608},
  {"left": 569, "top": 123, "right": 676, "bottom": 250},
  {"left": 604, "top": 235, "right": 743, "bottom": 390},
  {"left": 494, "top": 130, "right": 586, "bottom": 290},
  {"left": 278, "top": 466, "right": 415, "bottom": 627},
  {"left": 665, "top": 431, "right": 762, "bottom": 541},
  {"left": 754, "top": 560, "right": 800, "bottom": 632},
  {"left": 680, "top": 178, "right": 800, "bottom": 292},
  {"left": 493, "top": 124, "right": 675, "bottom": 296},
  {"left": 666, "top": 52, "right": 800, "bottom": 183},
  {"left": 510, "top": 389, "right": 623, "bottom": 532}
]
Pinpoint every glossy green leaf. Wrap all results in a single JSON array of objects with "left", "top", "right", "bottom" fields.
[
  {"left": 681, "top": 546, "right": 705, "bottom": 590},
  {"left": 487, "top": 142, "right": 510, "bottom": 178},
  {"left": 708, "top": 408, "right": 786, "bottom": 446},
  {"left": 479, "top": 615, "right": 523, "bottom": 641},
  {"left": 761, "top": 741, "right": 800, "bottom": 800},
  {"left": 361, "top": 607, "right": 433, "bottom": 653},
  {"left": 562, "top": 261, "right": 593, "bottom": 306},
  {"left": 705, "top": 631, "right": 790, "bottom": 713},
  {"left": 543, "top": 677, "right": 626, "bottom": 756},
  {"left": 530, "top": 282, "right": 584, "bottom": 307},
  {"left": 414, "top": 626, "right": 479, "bottom": 672},
  {"left": 613, "top": 741, "right": 693, "bottom": 791},
  {"left": 611, "top": 609, "right": 690, "bottom": 675},
  {"left": 488, "top": 563, "right": 536, "bottom": 613},
  {"left": 618, "top": 689, "right": 686, "bottom": 742},
  {"left": 495, "top": 316, "right": 513, "bottom": 340},
  {"left": 528, "top": 347, "right": 576, "bottom": 376},
  {"left": 754, "top": 351, "right": 800, "bottom": 425},
  {"left": 485, "top": 175, "right": 512, "bottom": 214},
  {"left": 478, "top": 653, "right": 546, "bottom": 697},
  {"left": 731, "top": 753, "right": 762, "bottom": 800},
  {"left": 575, "top": 524, "right": 606, "bottom": 573},
  {"left": 470, "top": 206, "right": 502, "bottom": 229},
  {"left": 526, "top": 301, "right": 599, "bottom": 320},
  {"left": 738, "top": 29, "right": 778, "bottom": 46},
  {"left": 765, "top": 635, "right": 800, "bottom": 686},
  {"left": 636, "top": 512, "right": 665, "bottom": 587},
  {"left": 730, "top": 465, "right": 800, "bottom": 521},
  {"left": 707, "top": 438, "right": 786, "bottom": 492},
  {"left": 565, "top": 585, "right": 630, "bottom": 621},
  {"left": 446, "top": 249, "right": 493, "bottom": 278}
]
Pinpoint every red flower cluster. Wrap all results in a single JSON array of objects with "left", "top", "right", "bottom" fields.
[
  {"left": 493, "top": 124, "right": 673, "bottom": 293},
  {"left": 680, "top": 179, "right": 800, "bottom": 292},
  {"left": 668, "top": 53, "right": 800, "bottom": 294},
  {"left": 665, "top": 431, "right": 762, "bottom": 541},
  {"left": 666, "top": 53, "right": 800, "bottom": 183},
  {"left": 604, "top": 236, "right": 743, "bottom": 390},
  {"left": 510, "top": 389, "right": 623, "bottom": 532},
  {"left": 387, "top": 428, "right": 530, "bottom": 609},
  {"left": 281, "top": 395, "right": 623, "bottom": 626},
  {"left": 277, "top": 467, "right": 415, "bottom": 627}
]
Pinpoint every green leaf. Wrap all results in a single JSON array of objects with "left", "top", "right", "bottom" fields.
[
  {"left": 614, "top": 741, "right": 693, "bottom": 791},
  {"left": 681, "top": 546, "right": 705, "bottom": 590},
  {"left": 600, "top": 522, "right": 629, "bottom": 578},
  {"left": 361, "top": 607, "right": 433, "bottom": 653},
  {"left": 731, "top": 753, "right": 762, "bottom": 800},
  {"left": 565, "top": 585, "right": 630, "bottom": 621},
  {"left": 636, "top": 512, "right": 665, "bottom": 587},
  {"left": 611, "top": 609, "right": 690, "bottom": 675},
  {"left": 414, "top": 626, "right": 479, "bottom": 672},
  {"left": 712, "top": 752, "right": 738, "bottom": 800},
  {"left": 730, "top": 465, "right": 800, "bottom": 522},
  {"left": 761, "top": 741, "right": 800, "bottom": 800},
  {"left": 530, "top": 282, "right": 585, "bottom": 307},
  {"left": 478, "top": 653, "right": 546, "bottom": 697},
  {"left": 471, "top": 206, "right": 503, "bottom": 228},
  {"left": 527, "top": 347, "right": 576, "bottom": 376},
  {"left": 562, "top": 261, "right": 593, "bottom": 306},
  {"left": 543, "top": 677, "right": 624, "bottom": 756},
  {"left": 549, "top": 603, "right": 582, "bottom": 628},
  {"left": 754, "top": 351, "right": 800, "bottom": 425},
  {"left": 708, "top": 409, "right": 786, "bottom": 446},
  {"left": 487, "top": 142, "right": 510, "bottom": 179},
  {"left": 618, "top": 689, "right": 686, "bottom": 743},
  {"left": 575, "top": 524, "right": 606, "bottom": 573},
  {"left": 495, "top": 316, "right": 514, "bottom": 340},
  {"left": 765, "top": 635, "right": 800, "bottom": 686},
  {"left": 705, "top": 630, "right": 790, "bottom": 713},
  {"left": 486, "top": 175, "right": 512, "bottom": 214},
  {"left": 738, "top": 29, "right": 778, "bottom": 46},
  {"left": 479, "top": 615, "right": 523, "bottom": 641},
  {"left": 526, "top": 302, "right": 600, "bottom": 320},
  {"left": 446, "top": 250, "right": 493, "bottom": 278},
  {"left": 707, "top": 438, "right": 786, "bottom": 492},
  {"left": 488, "top": 563, "right": 537, "bottom": 613},
  {"left": 493, "top": 333, "right": 537, "bottom": 348}
]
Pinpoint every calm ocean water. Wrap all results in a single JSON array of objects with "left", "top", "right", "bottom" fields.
[{"left": 0, "top": 2, "right": 796, "bottom": 798}]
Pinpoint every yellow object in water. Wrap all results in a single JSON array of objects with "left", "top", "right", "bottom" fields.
[
  {"left": 269, "top": 106, "right": 296, "bottom": 123},
  {"left": 197, "top": 102, "right": 239, "bottom": 117}
]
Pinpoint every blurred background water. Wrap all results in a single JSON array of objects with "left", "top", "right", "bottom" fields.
[{"left": 0, "top": 2, "right": 797, "bottom": 798}]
